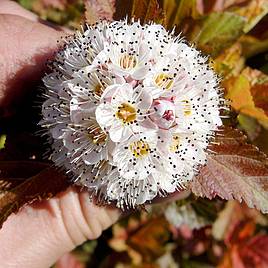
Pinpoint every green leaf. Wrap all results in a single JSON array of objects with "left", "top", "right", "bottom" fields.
[
  {"left": 193, "top": 12, "right": 246, "bottom": 57},
  {"left": 18, "top": 0, "right": 35, "bottom": 10},
  {"left": 182, "top": 259, "right": 214, "bottom": 268},
  {"left": 0, "top": 135, "right": 6, "bottom": 150},
  {"left": 238, "top": 113, "right": 261, "bottom": 141}
]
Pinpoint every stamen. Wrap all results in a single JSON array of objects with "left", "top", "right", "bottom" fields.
[
  {"left": 154, "top": 73, "right": 174, "bottom": 90},
  {"left": 88, "top": 125, "right": 107, "bottom": 144},
  {"left": 116, "top": 103, "right": 137, "bottom": 123},
  {"left": 129, "top": 140, "right": 150, "bottom": 158},
  {"left": 170, "top": 135, "right": 180, "bottom": 152},
  {"left": 182, "top": 99, "right": 192, "bottom": 116},
  {"left": 119, "top": 54, "right": 137, "bottom": 69}
]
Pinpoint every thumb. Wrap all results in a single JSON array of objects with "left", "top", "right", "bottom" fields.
[{"left": 0, "top": 187, "right": 120, "bottom": 268}]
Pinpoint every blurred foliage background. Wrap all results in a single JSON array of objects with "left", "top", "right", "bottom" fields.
[{"left": 5, "top": 0, "right": 268, "bottom": 267}]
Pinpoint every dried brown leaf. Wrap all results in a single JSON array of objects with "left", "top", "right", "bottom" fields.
[
  {"left": 225, "top": 67, "right": 268, "bottom": 129},
  {"left": 127, "top": 217, "right": 170, "bottom": 262},
  {"left": 0, "top": 166, "right": 69, "bottom": 229},
  {"left": 84, "top": 0, "right": 116, "bottom": 24},
  {"left": 219, "top": 221, "right": 268, "bottom": 268},
  {"left": 239, "top": 235, "right": 268, "bottom": 267},
  {"left": 131, "top": 0, "right": 166, "bottom": 25},
  {"left": 190, "top": 126, "right": 268, "bottom": 213},
  {"left": 162, "top": 0, "right": 199, "bottom": 30}
]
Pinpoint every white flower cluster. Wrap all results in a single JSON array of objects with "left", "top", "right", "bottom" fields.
[
  {"left": 165, "top": 202, "right": 209, "bottom": 229},
  {"left": 41, "top": 20, "right": 223, "bottom": 208}
]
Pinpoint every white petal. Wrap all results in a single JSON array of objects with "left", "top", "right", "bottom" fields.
[
  {"left": 109, "top": 121, "right": 132, "bottom": 142},
  {"left": 111, "top": 83, "right": 133, "bottom": 106},
  {"left": 95, "top": 104, "right": 114, "bottom": 129}
]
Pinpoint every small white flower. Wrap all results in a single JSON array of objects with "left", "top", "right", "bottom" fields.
[
  {"left": 143, "top": 57, "right": 188, "bottom": 98},
  {"left": 41, "top": 19, "right": 224, "bottom": 209},
  {"left": 95, "top": 83, "right": 153, "bottom": 142},
  {"left": 165, "top": 202, "right": 209, "bottom": 229},
  {"left": 112, "top": 131, "right": 161, "bottom": 179}
]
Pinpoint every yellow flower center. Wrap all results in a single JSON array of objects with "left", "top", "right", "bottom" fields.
[
  {"left": 129, "top": 140, "right": 150, "bottom": 158},
  {"left": 182, "top": 100, "right": 192, "bottom": 116},
  {"left": 170, "top": 135, "right": 180, "bottom": 152},
  {"left": 88, "top": 125, "right": 107, "bottom": 145},
  {"left": 154, "top": 73, "right": 174, "bottom": 90},
  {"left": 116, "top": 103, "right": 137, "bottom": 124},
  {"left": 119, "top": 54, "right": 137, "bottom": 70}
]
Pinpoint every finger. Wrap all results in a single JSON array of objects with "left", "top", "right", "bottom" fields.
[
  {"left": 0, "top": 14, "right": 66, "bottom": 118},
  {"left": 0, "top": 1, "right": 72, "bottom": 41},
  {"left": 0, "top": 187, "right": 120, "bottom": 268},
  {"left": 0, "top": 0, "right": 38, "bottom": 21}
]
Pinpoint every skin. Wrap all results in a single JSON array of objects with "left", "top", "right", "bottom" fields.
[
  {"left": 0, "top": 2, "right": 189, "bottom": 267},
  {"left": 0, "top": 2, "right": 121, "bottom": 267}
]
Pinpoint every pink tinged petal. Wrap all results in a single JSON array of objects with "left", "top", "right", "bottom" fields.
[
  {"left": 95, "top": 103, "right": 114, "bottom": 129},
  {"left": 115, "top": 75, "right": 126, "bottom": 84},
  {"left": 107, "top": 139, "right": 116, "bottom": 162},
  {"left": 70, "top": 99, "right": 96, "bottom": 123},
  {"left": 109, "top": 121, "right": 132, "bottom": 142},
  {"left": 76, "top": 65, "right": 96, "bottom": 77},
  {"left": 42, "top": 99, "right": 61, "bottom": 119},
  {"left": 100, "top": 84, "right": 120, "bottom": 102},
  {"left": 136, "top": 179, "right": 157, "bottom": 204},
  {"left": 150, "top": 87, "right": 164, "bottom": 99},
  {"left": 113, "top": 145, "right": 131, "bottom": 167},
  {"left": 92, "top": 50, "right": 108, "bottom": 66},
  {"left": 150, "top": 99, "right": 176, "bottom": 129},
  {"left": 127, "top": 79, "right": 138, "bottom": 88},
  {"left": 111, "top": 83, "right": 133, "bottom": 106},
  {"left": 70, "top": 109, "right": 94, "bottom": 124},
  {"left": 107, "top": 179, "right": 122, "bottom": 200},
  {"left": 82, "top": 147, "right": 108, "bottom": 165},
  {"left": 63, "top": 131, "right": 77, "bottom": 150},
  {"left": 131, "top": 64, "right": 150, "bottom": 80},
  {"left": 135, "top": 118, "right": 158, "bottom": 132},
  {"left": 153, "top": 172, "right": 177, "bottom": 193},
  {"left": 172, "top": 75, "right": 188, "bottom": 94},
  {"left": 135, "top": 86, "right": 153, "bottom": 110},
  {"left": 136, "top": 189, "right": 151, "bottom": 205},
  {"left": 51, "top": 123, "right": 66, "bottom": 139},
  {"left": 108, "top": 63, "right": 129, "bottom": 77}
]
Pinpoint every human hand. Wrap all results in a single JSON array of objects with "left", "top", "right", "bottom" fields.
[{"left": 0, "top": 2, "right": 120, "bottom": 267}]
